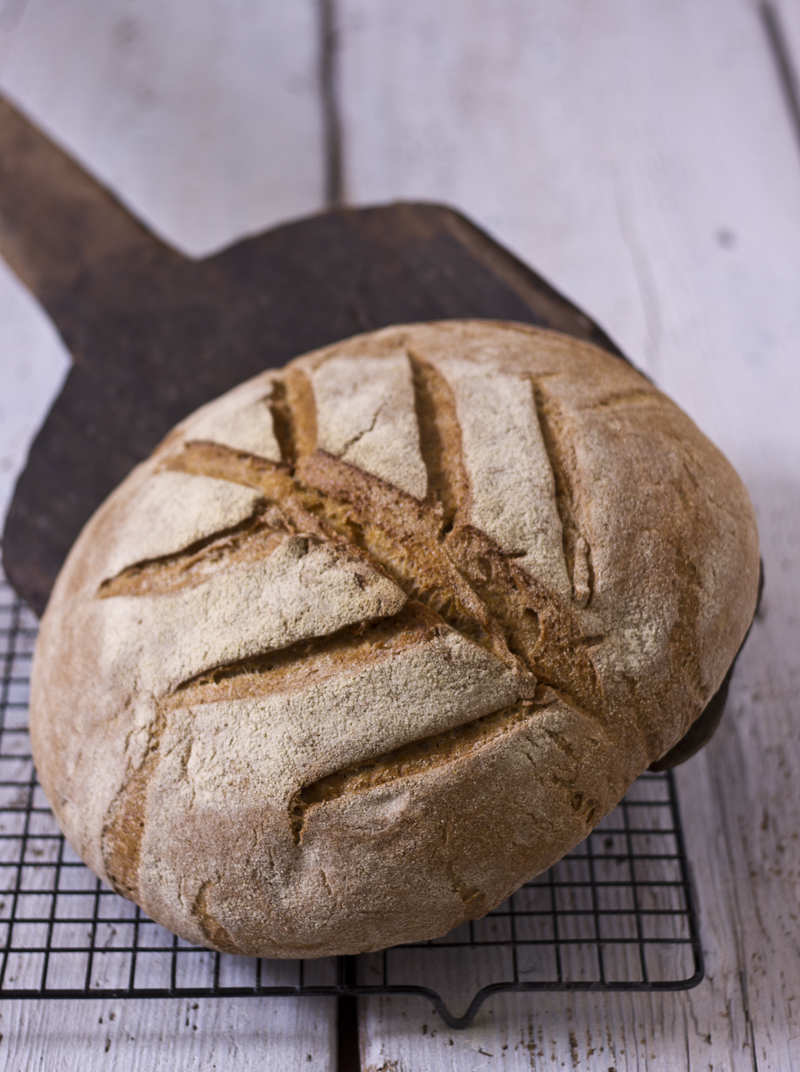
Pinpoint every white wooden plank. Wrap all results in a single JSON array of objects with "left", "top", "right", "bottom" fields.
[
  {"left": 0, "top": 996, "right": 336, "bottom": 1071},
  {"left": 0, "top": 255, "right": 69, "bottom": 527},
  {"left": 0, "top": 3, "right": 338, "bottom": 1067},
  {"left": 0, "top": 0, "right": 26, "bottom": 68},
  {"left": 0, "top": 0, "right": 326, "bottom": 256},
  {"left": 358, "top": 992, "right": 746, "bottom": 1072},
  {"left": 338, "top": 0, "right": 800, "bottom": 1068}
]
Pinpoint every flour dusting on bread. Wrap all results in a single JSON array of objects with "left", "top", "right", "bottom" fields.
[{"left": 30, "top": 321, "right": 760, "bottom": 957}]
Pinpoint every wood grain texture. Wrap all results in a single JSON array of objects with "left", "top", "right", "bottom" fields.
[
  {"left": 337, "top": 0, "right": 800, "bottom": 1067},
  {"left": 0, "top": 996, "right": 337, "bottom": 1071}
]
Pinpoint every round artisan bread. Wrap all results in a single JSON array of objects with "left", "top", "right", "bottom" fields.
[{"left": 30, "top": 320, "right": 759, "bottom": 957}]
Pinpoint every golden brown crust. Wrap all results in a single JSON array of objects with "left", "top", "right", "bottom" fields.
[{"left": 29, "top": 321, "right": 760, "bottom": 956}]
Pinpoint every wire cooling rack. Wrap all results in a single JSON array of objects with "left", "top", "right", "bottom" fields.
[{"left": 0, "top": 573, "right": 703, "bottom": 1028}]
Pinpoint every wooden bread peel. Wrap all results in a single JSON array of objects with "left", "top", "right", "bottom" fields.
[{"left": 0, "top": 94, "right": 733, "bottom": 768}]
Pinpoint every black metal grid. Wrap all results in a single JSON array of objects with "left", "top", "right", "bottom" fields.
[{"left": 0, "top": 574, "right": 703, "bottom": 1028}]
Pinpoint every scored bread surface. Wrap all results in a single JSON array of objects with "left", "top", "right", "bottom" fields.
[{"left": 30, "top": 321, "right": 760, "bottom": 957}]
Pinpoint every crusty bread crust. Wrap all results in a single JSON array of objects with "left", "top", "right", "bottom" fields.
[{"left": 30, "top": 321, "right": 760, "bottom": 956}]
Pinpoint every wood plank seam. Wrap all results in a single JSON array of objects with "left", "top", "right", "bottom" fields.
[
  {"left": 761, "top": 1, "right": 800, "bottom": 156},
  {"left": 318, "top": 0, "right": 344, "bottom": 207}
]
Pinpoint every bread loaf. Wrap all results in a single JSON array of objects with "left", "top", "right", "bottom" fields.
[{"left": 30, "top": 321, "right": 759, "bottom": 957}]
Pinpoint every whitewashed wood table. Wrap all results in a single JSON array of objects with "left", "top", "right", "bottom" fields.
[{"left": 1, "top": 1, "right": 799, "bottom": 1068}]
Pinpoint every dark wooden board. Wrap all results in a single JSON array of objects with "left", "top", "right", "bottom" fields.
[{"left": 0, "top": 95, "right": 736, "bottom": 767}]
